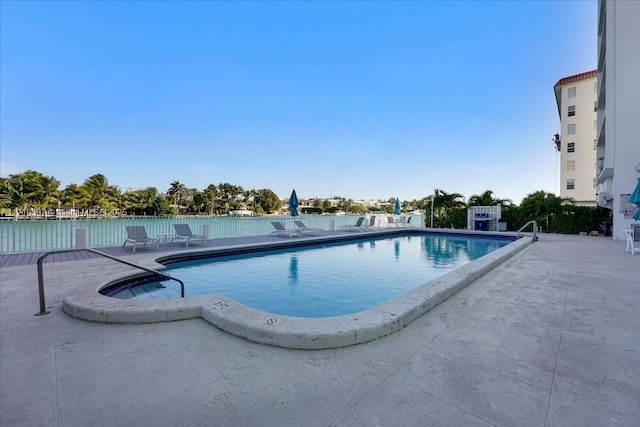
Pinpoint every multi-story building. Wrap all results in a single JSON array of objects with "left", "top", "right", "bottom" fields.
[
  {"left": 554, "top": 70, "right": 598, "bottom": 206},
  {"left": 596, "top": 0, "right": 640, "bottom": 240}
]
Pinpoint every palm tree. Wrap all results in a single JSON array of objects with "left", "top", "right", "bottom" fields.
[
  {"left": 32, "top": 175, "right": 61, "bottom": 209},
  {"left": 467, "top": 190, "right": 512, "bottom": 207},
  {"left": 0, "top": 177, "right": 10, "bottom": 208},
  {"left": 468, "top": 190, "right": 494, "bottom": 206},
  {"left": 432, "top": 189, "right": 465, "bottom": 228},
  {"left": 244, "top": 189, "right": 263, "bottom": 213},
  {"left": 202, "top": 184, "right": 219, "bottom": 215},
  {"left": 61, "top": 183, "right": 90, "bottom": 209},
  {"left": 520, "top": 191, "right": 574, "bottom": 232},
  {"left": 3, "top": 174, "right": 30, "bottom": 209},
  {"left": 217, "top": 183, "right": 244, "bottom": 213},
  {"left": 81, "top": 174, "right": 119, "bottom": 209},
  {"left": 190, "top": 189, "right": 206, "bottom": 214},
  {"left": 0, "top": 171, "right": 58, "bottom": 210},
  {"left": 20, "top": 170, "right": 44, "bottom": 207},
  {"left": 167, "top": 180, "right": 189, "bottom": 207},
  {"left": 123, "top": 187, "right": 158, "bottom": 215}
]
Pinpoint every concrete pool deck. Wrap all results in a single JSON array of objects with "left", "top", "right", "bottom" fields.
[{"left": 1, "top": 233, "right": 639, "bottom": 425}]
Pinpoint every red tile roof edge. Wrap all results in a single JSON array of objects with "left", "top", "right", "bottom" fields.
[{"left": 554, "top": 70, "right": 598, "bottom": 87}]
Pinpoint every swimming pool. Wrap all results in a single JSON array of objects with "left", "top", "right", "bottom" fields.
[
  {"left": 65, "top": 229, "right": 532, "bottom": 349},
  {"left": 110, "top": 233, "right": 513, "bottom": 317}
]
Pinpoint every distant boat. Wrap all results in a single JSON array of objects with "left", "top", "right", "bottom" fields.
[
  {"left": 334, "top": 211, "right": 346, "bottom": 216},
  {"left": 230, "top": 210, "right": 254, "bottom": 217}
]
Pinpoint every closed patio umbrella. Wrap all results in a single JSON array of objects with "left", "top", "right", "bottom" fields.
[
  {"left": 629, "top": 178, "right": 640, "bottom": 220},
  {"left": 394, "top": 198, "right": 401, "bottom": 215},
  {"left": 289, "top": 189, "right": 299, "bottom": 218}
]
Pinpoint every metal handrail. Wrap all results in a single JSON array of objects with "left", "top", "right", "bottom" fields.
[
  {"left": 36, "top": 248, "right": 185, "bottom": 315},
  {"left": 516, "top": 220, "right": 538, "bottom": 241}
]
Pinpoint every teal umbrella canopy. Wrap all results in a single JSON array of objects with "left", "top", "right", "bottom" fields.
[
  {"left": 394, "top": 198, "right": 401, "bottom": 215},
  {"left": 629, "top": 178, "right": 640, "bottom": 220},
  {"left": 289, "top": 189, "right": 299, "bottom": 217}
]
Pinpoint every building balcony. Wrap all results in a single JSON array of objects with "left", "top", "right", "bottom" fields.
[{"left": 597, "top": 166, "right": 614, "bottom": 183}]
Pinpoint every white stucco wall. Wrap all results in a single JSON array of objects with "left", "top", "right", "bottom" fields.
[{"left": 596, "top": 0, "right": 640, "bottom": 240}]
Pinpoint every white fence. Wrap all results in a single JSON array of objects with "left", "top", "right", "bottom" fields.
[{"left": 0, "top": 214, "right": 424, "bottom": 254}]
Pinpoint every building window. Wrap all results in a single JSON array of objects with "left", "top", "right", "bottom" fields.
[
  {"left": 568, "top": 87, "right": 576, "bottom": 98},
  {"left": 593, "top": 139, "right": 597, "bottom": 150},
  {"left": 567, "top": 160, "right": 575, "bottom": 171},
  {"left": 594, "top": 101, "right": 597, "bottom": 111},
  {"left": 567, "top": 142, "right": 575, "bottom": 153},
  {"left": 593, "top": 178, "right": 597, "bottom": 188},
  {"left": 568, "top": 105, "right": 576, "bottom": 116},
  {"left": 566, "top": 179, "right": 575, "bottom": 190},
  {"left": 567, "top": 124, "right": 576, "bottom": 135}
]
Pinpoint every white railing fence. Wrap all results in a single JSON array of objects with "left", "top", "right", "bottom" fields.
[{"left": 0, "top": 214, "right": 425, "bottom": 254}]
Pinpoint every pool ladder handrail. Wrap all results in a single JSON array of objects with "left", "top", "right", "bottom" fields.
[
  {"left": 36, "top": 248, "right": 185, "bottom": 315},
  {"left": 516, "top": 220, "right": 538, "bottom": 241}
]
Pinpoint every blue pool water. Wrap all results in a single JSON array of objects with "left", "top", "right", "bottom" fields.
[{"left": 112, "top": 234, "right": 512, "bottom": 318}]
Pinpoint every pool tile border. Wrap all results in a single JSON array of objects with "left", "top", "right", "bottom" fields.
[{"left": 62, "top": 230, "right": 533, "bottom": 349}]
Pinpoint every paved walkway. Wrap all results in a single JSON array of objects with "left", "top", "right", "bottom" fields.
[{"left": 1, "top": 234, "right": 638, "bottom": 426}]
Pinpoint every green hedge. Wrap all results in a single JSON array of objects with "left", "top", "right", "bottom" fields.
[
  {"left": 433, "top": 205, "right": 611, "bottom": 234},
  {"left": 503, "top": 205, "right": 610, "bottom": 234}
]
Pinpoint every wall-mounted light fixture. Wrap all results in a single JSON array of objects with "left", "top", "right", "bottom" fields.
[{"left": 553, "top": 133, "right": 561, "bottom": 152}]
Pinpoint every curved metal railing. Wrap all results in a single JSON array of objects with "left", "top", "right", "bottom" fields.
[
  {"left": 516, "top": 220, "right": 538, "bottom": 241},
  {"left": 36, "top": 248, "right": 185, "bottom": 315}
]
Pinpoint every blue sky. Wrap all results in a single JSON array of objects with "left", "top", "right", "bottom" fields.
[{"left": 1, "top": 1, "right": 596, "bottom": 204}]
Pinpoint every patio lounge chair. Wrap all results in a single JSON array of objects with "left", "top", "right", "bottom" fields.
[
  {"left": 399, "top": 216, "right": 412, "bottom": 228},
  {"left": 270, "top": 221, "right": 300, "bottom": 238},
  {"left": 367, "top": 215, "right": 379, "bottom": 230},
  {"left": 294, "top": 220, "right": 324, "bottom": 236},
  {"left": 123, "top": 226, "right": 159, "bottom": 253},
  {"left": 172, "top": 224, "right": 207, "bottom": 247},
  {"left": 341, "top": 217, "right": 367, "bottom": 232},
  {"left": 359, "top": 216, "right": 378, "bottom": 231}
]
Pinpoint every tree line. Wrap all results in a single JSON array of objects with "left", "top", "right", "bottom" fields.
[
  {"left": 0, "top": 171, "right": 282, "bottom": 216},
  {"left": 414, "top": 188, "right": 610, "bottom": 234},
  {"left": 0, "top": 171, "right": 610, "bottom": 234}
]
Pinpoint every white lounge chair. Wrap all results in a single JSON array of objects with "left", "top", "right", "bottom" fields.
[
  {"left": 172, "top": 224, "right": 207, "bottom": 247},
  {"left": 123, "top": 226, "right": 159, "bottom": 253},
  {"left": 270, "top": 221, "right": 300, "bottom": 238},
  {"left": 341, "top": 217, "right": 367, "bottom": 232},
  {"left": 294, "top": 220, "right": 324, "bottom": 236}
]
